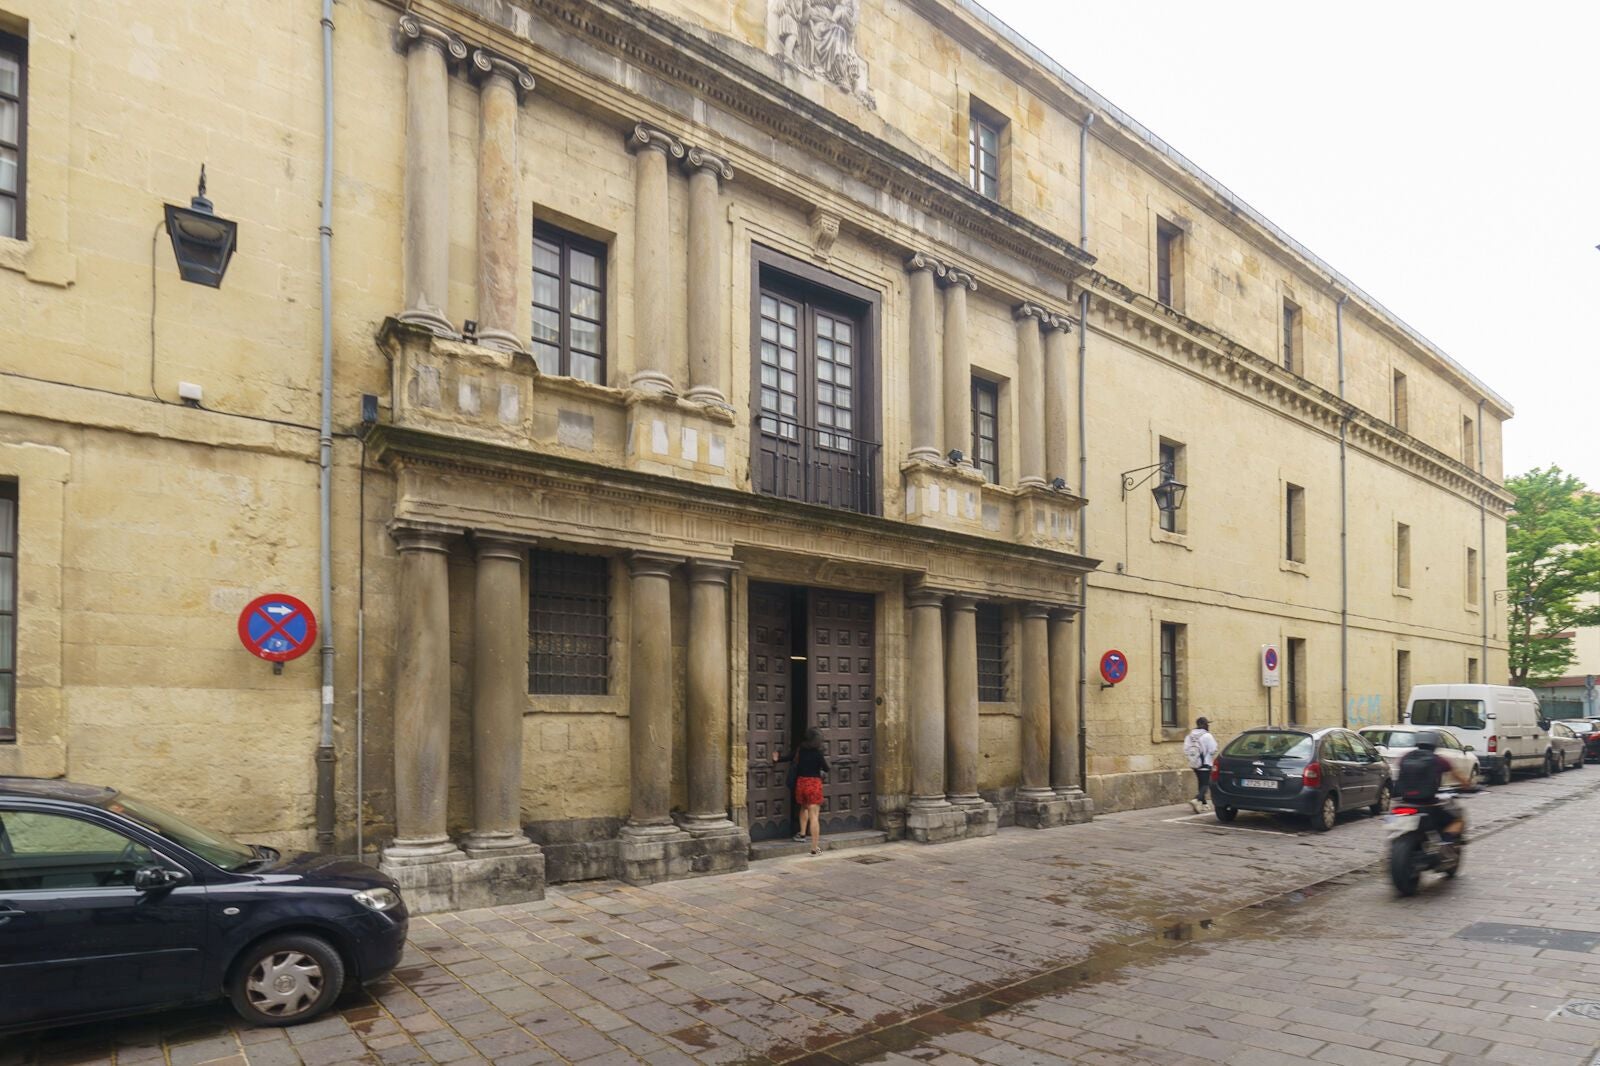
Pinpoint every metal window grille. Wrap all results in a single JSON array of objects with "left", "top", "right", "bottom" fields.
[
  {"left": 531, "top": 223, "right": 606, "bottom": 384},
  {"left": 971, "top": 377, "right": 999, "bottom": 484},
  {"left": 528, "top": 550, "right": 610, "bottom": 695},
  {"left": 968, "top": 109, "right": 1000, "bottom": 199},
  {"left": 0, "top": 481, "right": 15, "bottom": 740},
  {"left": 1160, "top": 623, "right": 1179, "bottom": 727},
  {"left": 976, "top": 603, "right": 1007, "bottom": 702},
  {"left": 0, "top": 32, "right": 26, "bottom": 240}
]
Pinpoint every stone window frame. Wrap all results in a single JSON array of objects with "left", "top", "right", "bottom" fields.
[
  {"left": 531, "top": 222, "right": 607, "bottom": 384},
  {"left": 0, "top": 30, "right": 24, "bottom": 241},
  {"left": 1394, "top": 520, "right": 1412, "bottom": 597},
  {"left": 1159, "top": 621, "right": 1184, "bottom": 729},
  {"left": 1282, "top": 480, "right": 1307, "bottom": 572},
  {"left": 1461, "top": 413, "right": 1477, "bottom": 469},
  {"left": 1465, "top": 545, "right": 1480, "bottom": 611},
  {"left": 1154, "top": 216, "right": 1185, "bottom": 311},
  {"left": 528, "top": 549, "right": 612, "bottom": 696},
  {"left": 1152, "top": 436, "right": 1188, "bottom": 541},
  {"left": 1391, "top": 368, "right": 1409, "bottom": 432},
  {"left": 1285, "top": 636, "right": 1307, "bottom": 725},
  {"left": 970, "top": 375, "right": 1000, "bottom": 485},
  {"left": 975, "top": 601, "right": 1007, "bottom": 702},
  {"left": 0, "top": 479, "right": 14, "bottom": 739},
  {"left": 1396, "top": 648, "right": 1412, "bottom": 717},
  {"left": 966, "top": 96, "right": 1007, "bottom": 202},
  {"left": 1281, "top": 296, "right": 1301, "bottom": 375}
]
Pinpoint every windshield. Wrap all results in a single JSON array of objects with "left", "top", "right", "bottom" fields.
[
  {"left": 1223, "top": 732, "right": 1314, "bottom": 759},
  {"left": 1362, "top": 730, "right": 1416, "bottom": 749},
  {"left": 106, "top": 793, "right": 257, "bottom": 871},
  {"left": 1409, "top": 699, "right": 1486, "bottom": 732}
]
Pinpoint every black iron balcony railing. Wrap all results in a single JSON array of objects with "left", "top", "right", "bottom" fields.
[{"left": 753, "top": 416, "right": 881, "bottom": 516}]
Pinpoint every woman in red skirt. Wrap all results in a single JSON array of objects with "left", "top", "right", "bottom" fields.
[{"left": 772, "top": 727, "right": 829, "bottom": 854}]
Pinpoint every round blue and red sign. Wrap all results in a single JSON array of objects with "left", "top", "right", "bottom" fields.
[
  {"left": 1100, "top": 649, "right": 1128, "bottom": 685},
  {"left": 237, "top": 593, "right": 317, "bottom": 663},
  {"left": 1264, "top": 646, "right": 1279, "bottom": 672}
]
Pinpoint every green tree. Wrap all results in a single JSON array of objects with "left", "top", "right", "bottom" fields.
[{"left": 1505, "top": 467, "right": 1600, "bottom": 686}]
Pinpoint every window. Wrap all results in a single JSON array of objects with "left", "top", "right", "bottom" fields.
[
  {"left": 1395, "top": 522, "right": 1411, "bottom": 590},
  {"left": 976, "top": 603, "right": 1007, "bottom": 702},
  {"left": 1466, "top": 547, "right": 1480, "bottom": 606},
  {"left": 1159, "top": 622, "right": 1184, "bottom": 728},
  {"left": 1157, "top": 439, "right": 1185, "bottom": 534},
  {"left": 967, "top": 101, "right": 1003, "bottom": 200},
  {"left": 528, "top": 551, "right": 610, "bottom": 695},
  {"left": 1392, "top": 370, "right": 1408, "bottom": 432},
  {"left": 0, "top": 33, "right": 23, "bottom": 240},
  {"left": 1286, "top": 637, "right": 1306, "bottom": 725},
  {"left": 1410, "top": 698, "right": 1483, "bottom": 732},
  {"left": 1285, "top": 483, "right": 1306, "bottom": 564},
  {"left": 0, "top": 811, "right": 155, "bottom": 891},
  {"left": 1468, "top": 657, "right": 1479, "bottom": 684},
  {"left": 531, "top": 224, "right": 606, "bottom": 383},
  {"left": 1396, "top": 649, "right": 1412, "bottom": 715},
  {"left": 1462, "top": 415, "right": 1476, "bottom": 468},
  {"left": 970, "top": 377, "right": 999, "bottom": 484},
  {"left": 1156, "top": 218, "right": 1182, "bottom": 308},
  {"left": 1282, "top": 298, "right": 1300, "bottom": 374},
  {"left": 0, "top": 481, "right": 13, "bottom": 741}
]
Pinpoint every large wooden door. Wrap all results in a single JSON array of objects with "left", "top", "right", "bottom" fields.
[
  {"left": 746, "top": 583, "right": 795, "bottom": 842},
  {"left": 808, "top": 589, "right": 876, "bottom": 833}
]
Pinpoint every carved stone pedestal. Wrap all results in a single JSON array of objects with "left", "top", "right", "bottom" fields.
[
  {"left": 905, "top": 801, "right": 974, "bottom": 844},
  {"left": 618, "top": 823, "right": 749, "bottom": 886},
  {"left": 1055, "top": 787, "right": 1096, "bottom": 824},
  {"left": 380, "top": 847, "right": 545, "bottom": 915},
  {"left": 1014, "top": 788, "right": 1084, "bottom": 830}
]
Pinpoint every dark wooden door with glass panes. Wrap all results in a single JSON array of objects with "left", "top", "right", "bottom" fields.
[
  {"left": 808, "top": 589, "right": 875, "bottom": 833},
  {"left": 745, "top": 583, "right": 795, "bottom": 842}
]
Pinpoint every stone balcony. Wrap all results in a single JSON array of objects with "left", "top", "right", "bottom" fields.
[{"left": 900, "top": 459, "right": 1084, "bottom": 554}]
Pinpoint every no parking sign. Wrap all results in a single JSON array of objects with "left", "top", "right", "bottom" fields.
[
  {"left": 238, "top": 593, "right": 317, "bottom": 664},
  {"left": 1261, "top": 644, "right": 1281, "bottom": 688}
]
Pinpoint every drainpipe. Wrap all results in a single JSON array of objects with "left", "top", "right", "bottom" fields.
[
  {"left": 1478, "top": 398, "right": 1487, "bottom": 675},
  {"left": 314, "top": 0, "right": 337, "bottom": 851},
  {"left": 1336, "top": 294, "right": 1349, "bottom": 728},
  {"left": 1075, "top": 112, "right": 1094, "bottom": 793}
]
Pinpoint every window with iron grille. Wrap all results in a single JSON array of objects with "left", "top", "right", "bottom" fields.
[
  {"left": 0, "top": 32, "right": 25, "bottom": 240},
  {"left": 531, "top": 224, "right": 606, "bottom": 384},
  {"left": 1160, "top": 622, "right": 1182, "bottom": 728},
  {"left": 976, "top": 603, "right": 1007, "bottom": 702},
  {"left": 0, "top": 481, "right": 15, "bottom": 740},
  {"left": 528, "top": 550, "right": 610, "bottom": 695},
  {"left": 968, "top": 101, "right": 1003, "bottom": 200},
  {"left": 971, "top": 377, "right": 999, "bottom": 484}
]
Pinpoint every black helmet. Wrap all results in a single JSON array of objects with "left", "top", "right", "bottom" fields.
[{"left": 1413, "top": 730, "right": 1441, "bottom": 750}]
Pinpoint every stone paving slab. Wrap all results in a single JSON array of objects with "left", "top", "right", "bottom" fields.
[{"left": 7, "top": 768, "right": 1596, "bottom": 1065}]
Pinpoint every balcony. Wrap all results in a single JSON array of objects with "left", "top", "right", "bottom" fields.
[{"left": 753, "top": 416, "right": 880, "bottom": 516}]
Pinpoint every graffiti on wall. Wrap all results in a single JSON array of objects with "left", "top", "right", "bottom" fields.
[{"left": 1346, "top": 694, "right": 1385, "bottom": 728}]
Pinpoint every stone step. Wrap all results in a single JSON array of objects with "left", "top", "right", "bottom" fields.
[{"left": 749, "top": 829, "right": 889, "bottom": 860}]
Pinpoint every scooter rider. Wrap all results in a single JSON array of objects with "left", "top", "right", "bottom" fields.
[{"left": 1394, "top": 729, "right": 1473, "bottom": 842}]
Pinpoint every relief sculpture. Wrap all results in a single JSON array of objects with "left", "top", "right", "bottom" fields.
[{"left": 769, "top": 0, "right": 876, "bottom": 108}]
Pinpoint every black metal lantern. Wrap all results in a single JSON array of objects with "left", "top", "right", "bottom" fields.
[
  {"left": 164, "top": 165, "right": 238, "bottom": 288},
  {"left": 1121, "top": 460, "right": 1188, "bottom": 515},
  {"left": 1152, "top": 475, "right": 1187, "bottom": 514}
]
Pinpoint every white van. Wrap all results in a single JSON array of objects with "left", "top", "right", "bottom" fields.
[{"left": 1403, "top": 684, "right": 1549, "bottom": 785}]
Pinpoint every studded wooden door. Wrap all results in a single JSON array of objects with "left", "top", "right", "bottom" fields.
[
  {"left": 809, "top": 589, "right": 876, "bottom": 833},
  {"left": 746, "top": 583, "right": 795, "bottom": 842}
]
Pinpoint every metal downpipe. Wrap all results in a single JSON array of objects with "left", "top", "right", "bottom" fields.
[
  {"left": 314, "top": 0, "right": 337, "bottom": 850},
  {"left": 1336, "top": 294, "right": 1349, "bottom": 728},
  {"left": 1478, "top": 398, "right": 1487, "bottom": 674}
]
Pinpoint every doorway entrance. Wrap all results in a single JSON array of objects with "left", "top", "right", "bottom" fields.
[{"left": 746, "top": 583, "right": 876, "bottom": 842}]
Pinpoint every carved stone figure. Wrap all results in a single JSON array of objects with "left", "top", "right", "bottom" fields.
[{"left": 769, "top": 0, "right": 875, "bottom": 108}]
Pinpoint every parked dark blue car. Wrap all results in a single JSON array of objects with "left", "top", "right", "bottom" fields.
[
  {"left": 1210, "top": 726, "right": 1392, "bottom": 831},
  {"left": 0, "top": 776, "right": 407, "bottom": 1033}
]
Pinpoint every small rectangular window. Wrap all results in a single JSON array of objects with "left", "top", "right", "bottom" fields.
[
  {"left": 1396, "top": 649, "right": 1412, "bottom": 713},
  {"left": 1157, "top": 439, "right": 1185, "bottom": 534},
  {"left": 1462, "top": 415, "right": 1476, "bottom": 468},
  {"left": 1285, "top": 483, "right": 1306, "bottom": 564},
  {"left": 1156, "top": 219, "right": 1181, "bottom": 308},
  {"left": 0, "top": 480, "right": 14, "bottom": 740},
  {"left": 1395, "top": 522, "right": 1411, "bottom": 590},
  {"left": 1160, "top": 622, "right": 1184, "bottom": 728},
  {"left": 1467, "top": 657, "right": 1480, "bottom": 684},
  {"left": 1286, "top": 637, "right": 1306, "bottom": 725},
  {"left": 1282, "top": 298, "right": 1300, "bottom": 374},
  {"left": 976, "top": 603, "right": 1007, "bottom": 702},
  {"left": 1392, "top": 370, "right": 1409, "bottom": 432},
  {"left": 967, "top": 101, "right": 1004, "bottom": 200},
  {"left": 531, "top": 224, "right": 606, "bottom": 384},
  {"left": 1466, "top": 547, "right": 1480, "bottom": 606},
  {"left": 970, "top": 377, "right": 999, "bottom": 484},
  {"left": 0, "top": 31, "right": 25, "bottom": 240},
  {"left": 528, "top": 550, "right": 611, "bottom": 695}
]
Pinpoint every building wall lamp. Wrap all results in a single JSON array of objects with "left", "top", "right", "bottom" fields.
[
  {"left": 1121, "top": 461, "right": 1187, "bottom": 514},
  {"left": 163, "top": 165, "right": 238, "bottom": 288}
]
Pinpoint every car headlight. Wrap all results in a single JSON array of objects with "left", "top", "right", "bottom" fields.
[{"left": 353, "top": 887, "right": 401, "bottom": 912}]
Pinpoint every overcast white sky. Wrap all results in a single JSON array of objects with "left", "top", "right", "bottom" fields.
[{"left": 977, "top": 0, "right": 1600, "bottom": 488}]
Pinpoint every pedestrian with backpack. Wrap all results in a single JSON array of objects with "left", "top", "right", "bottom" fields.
[{"left": 1184, "top": 717, "right": 1219, "bottom": 812}]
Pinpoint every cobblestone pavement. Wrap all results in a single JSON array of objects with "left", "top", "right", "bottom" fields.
[{"left": 8, "top": 767, "right": 1598, "bottom": 1066}]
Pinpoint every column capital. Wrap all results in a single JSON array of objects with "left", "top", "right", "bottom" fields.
[
  {"left": 906, "top": 586, "right": 948, "bottom": 610},
  {"left": 945, "top": 593, "right": 979, "bottom": 613},
  {"left": 628, "top": 122, "right": 686, "bottom": 159},
  {"left": 1013, "top": 302, "right": 1050, "bottom": 324},
  {"left": 1018, "top": 602, "right": 1052, "bottom": 620},
  {"left": 397, "top": 14, "right": 467, "bottom": 63},
  {"left": 683, "top": 145, "right": 734, "bottom": 181},
  {"left": 469, "top": 49, "right": 536, "bottom": 99},
  {"left": 627, "top": 551, "right": 683, "bottom": 578},
  {"left": 471, "top": 533, "right": 526, "bottom": 563},
  {"left": 1049, "top": 604, "right": 1082, "bottom": 621},
  {"left": 905, "top": 251, "right": 947, "bottom": 277},
  {"left": 1042, "top": 313, "right": 1076, "bottom": 334},
  {"left": 686, "top": 559, "right": 739, "bottom": 585},
  {"left": 391, "top": 524, "right": 455, "bottom": 555},
  {"left": 939, "top": 265, "right": 978, "bottom": 292}
]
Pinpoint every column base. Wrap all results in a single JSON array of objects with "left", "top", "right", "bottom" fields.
[
  {"left": 675, "top": 812, "right": 747, "bottom": 839},
  {"left": 472, "top": 327, "right": 524, "bottom": 354},
  {"left": 459, "top": 830, "right": 541, "bottom": 860},
  {"left": 906, "top": 797, "right": 989, "bottom": 844},
  {"left": 1015, "top": 787, "right": 1088, "bottom": 829},
  {"left": 397, "top": 307, "right": 459, "bottom": 338},
  {"left": 618, "top": 822, "right": 747, "bottom": 885},
  {"left": 630, "top": 370, "right": 676, "bottom": 395},
  {"left": 683, "top": 385, "right": 732, "bottom": 410},
  {"left": 1053, "top": 786, "right": 1096, "bottom": 823},
  {"left": 380, "top": 842, "right": 544, "bottom": 915}
]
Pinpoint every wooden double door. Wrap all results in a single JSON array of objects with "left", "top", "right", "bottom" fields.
[{"left": 746, "top": 583, "right": 876, "bottom": 842}]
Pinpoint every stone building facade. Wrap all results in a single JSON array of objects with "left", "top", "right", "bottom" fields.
[{"left": 0, "top": 0, "right": 1509, "bottom": 909}]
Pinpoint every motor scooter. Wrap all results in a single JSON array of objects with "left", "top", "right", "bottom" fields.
[{"left": 1387, "top": 787, "right": 1482, "bottom": 896}]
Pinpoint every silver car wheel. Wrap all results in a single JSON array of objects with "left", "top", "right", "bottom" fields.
[{"left": 245, "top": 950, "right": 325, "bottom": 1018}]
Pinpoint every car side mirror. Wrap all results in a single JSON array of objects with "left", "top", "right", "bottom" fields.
[
  {"left": 1463, "top": 745, "right": 1474, "bottom": 752},
  {"left": 135, "top": 865, "right": 188, "bottom": 892}
]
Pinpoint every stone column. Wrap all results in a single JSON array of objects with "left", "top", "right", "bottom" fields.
[
  {"left": 907, "top": 588, "right": 949, "bottom": 807},
  {"left": 628, "top": 124, "right": 685, "bottom": 394},
  {"left": 1043, "top": 314, "right": 1074, "bottom": 487},
  {"left": 1017, "top": 604, "right": 1052, "bottom": 798},
  {"left": 943, "top": 595, "right": 982, "bottom": 806},
  {"left": 941, "top": 267, "right": 977, "bottom": 462},
  {"left": 386, "top": 528, "right": 461, "bottom": 861},
  {"left": 1014, "top": 305, "right": 1048, "bottom": 488},
  {"left": 1049, "top": 609, "right": 1081, "bottom": 794},
  {"left": 683, "top": 148, "right": 733, "bottom": 408},
  {"left": 625, "top": 553, "right": 681, "bottom": 831},
  {"left": 683, "top": 560, "right": 739, "bottom": 835},
  {"left": 462, "top": 537, "right": 538, "bottom": 857},
  {"left": 397, "top": 16, "right": 466, "bottom": 336},
  {"left": 469, "top": 51, "right": 535, "bottom": 354},
  {"left": 906, "top": 253, "right": 945, "bottom": 462}
]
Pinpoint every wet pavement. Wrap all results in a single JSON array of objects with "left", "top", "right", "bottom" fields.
[{"left": 8, "top": 766, "right": 1599, "bottom": 1065}]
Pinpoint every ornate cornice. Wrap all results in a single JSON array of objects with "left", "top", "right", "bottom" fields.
[
  {"left": 397, "top": 14, "right": 467, "bottom": 62},
  {"left": 683, "top": 145, "right": 734, "bottom": 181},
  {"left": 627, "top": 121, "right": 686, "bottom": 158},
  {"left": 469, "top": 48, "right": 536, "bottom": 98}
]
